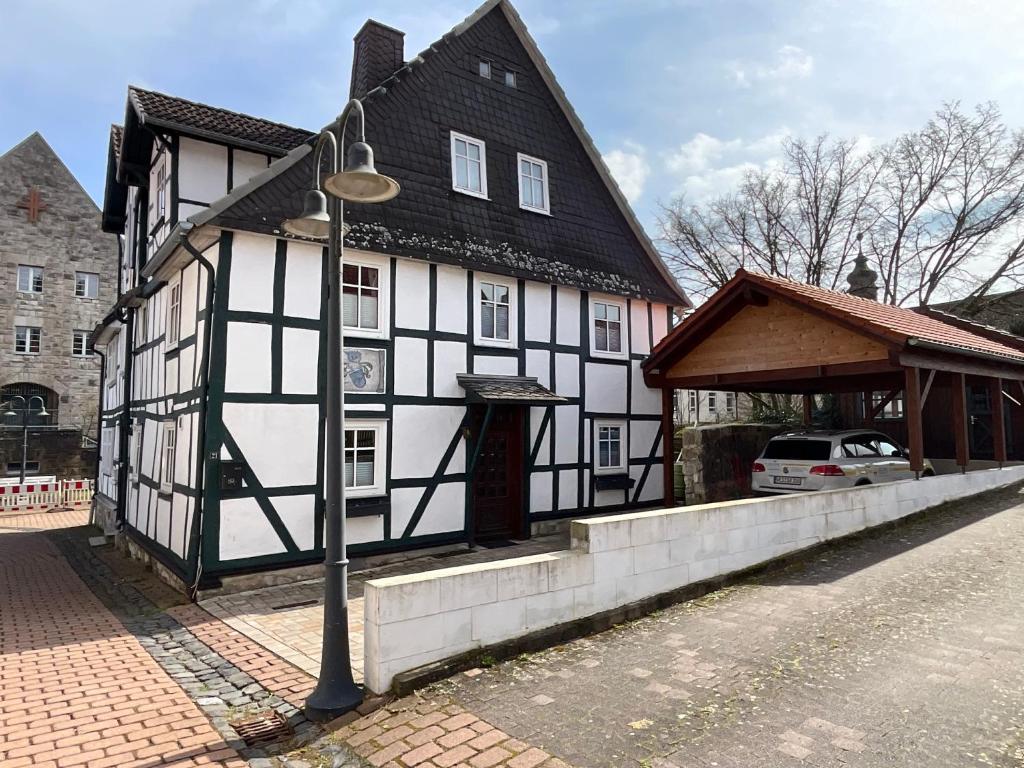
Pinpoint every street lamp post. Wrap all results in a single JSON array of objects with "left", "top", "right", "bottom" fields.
[
  {"left": 2, "top": 395, "right": 50, "bottom": 483},
  {"left": 282, "top": 99, "right": 399, "bottom": 722}
]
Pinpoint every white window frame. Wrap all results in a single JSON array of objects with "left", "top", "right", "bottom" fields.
[
  {"left": 505, "top": 70, "right": 517, "bottom": 88},
  {"left": 74, "top": 271, "right": 99, "bottom": 299},
  {"left": 707, "top": 391, "right": 718, "bottom": 415},
  {"left": 72, "top": 330, "right": 93, "bottom": 357},
  {"left": 517, "top": 153, "right": 550, "bottom": 215},
  {"left": 14, "top": 326, "right": 41, "bottom": 355},
  {"left": 17, "top": 265, "right": 43, "bottom": 294},
  {"left": 129, "top": 420, "right": 143, "bottom": 482},
  {"left": 473, "top": 272, "right": 517, "bottom": 348},
  {"left": 868, "top": 390, "right": 905, "bottom": 419},
  {"left": 342, "top": 251, "right": 389, "bottom": 340},
  {"left": 594, "top": 420, "right": 627, "bottom": 476},
  {"left": 450, "top": 131, "right": 488, "bottom": 199},
  {"left": 343, "top": 419, "right": 387, "bottom": 499},
  {"left": 589, "top": 295, "right": 627, "bottom": 359},
  {"left": 156, "top": 162, "right": 168, "bottom": 221},
  {"left": 478, "top": 59, "right": 491, "bottom": 79},
  {"left": 725, "top": 391, "right": 736, "bottom": 415},
  {"left": 136, "top": 303, "right": 149, "bottom": 346},
  {"left": 166, "top": 280, "right": 181, "bottom": 349},
  {"left": 160, "top": 421, "right": 176, "bottom": 493},
  {"left": 688, "top": 390, "right": 697, "bottom": 416}
]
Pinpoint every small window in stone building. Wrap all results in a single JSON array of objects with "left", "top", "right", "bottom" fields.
[
  {"left": 75, "top": 272, "right": 99, "bottom": 299},
  {"left": 72, "top": 330, "right": 93, "bottom": 357},
  {"left": 15, "top": 326, "right": 41, "bottom": 354},
  {"left": 17, "top": 265, "right": 43, "bottom": 294},
  {"left": 478, "top": 60, "right": 491, "bottom": 79}
]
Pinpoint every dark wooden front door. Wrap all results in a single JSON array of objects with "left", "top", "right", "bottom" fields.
[{"left": 471, "top": 406, "right": 524, "bottom": 540}]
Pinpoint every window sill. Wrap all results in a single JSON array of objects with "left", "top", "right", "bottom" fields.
[
  {"left": 519, "top": 205, "right": 551, "bottom": 217},
  {"left": 474, "top": 337, "right": 516, "bottom": 349},
  {"left": 452, "top": 188, "right": 490, "bottom": 201},
  {"left": 346, "top": 495, "right": 390, "bottom": 518},
  {"left": 594, "top": 473, "right": 634, "bottom": 491},
  {"left": 590, "top": 349, "right": 627, "bottom": 360}
]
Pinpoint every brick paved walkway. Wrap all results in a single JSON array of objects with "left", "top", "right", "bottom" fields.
[
  {"left": 0, "top": 522, "right": 244, "bottom": 767},
  {"left": 437, "top": 483, "right": 1024, "bottom": 767},
  {"left": 0, "top": 507, "right": 89, "bottom": 532}
]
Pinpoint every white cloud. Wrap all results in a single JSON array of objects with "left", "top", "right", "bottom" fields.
[
  {"left": 603, "top": 143, "right": 651, "bottom": 204},
  {"left": 729, "top": 44, "right": 814, "bottom": 88},
  {"left": 664, "top": 129, "right": 790, "bottom": 201}
]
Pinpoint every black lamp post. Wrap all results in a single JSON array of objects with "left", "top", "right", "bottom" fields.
[
  {"left": 282, "top": 99, "right": 399, "bottom": 721},
  {"left": 2, "top": 395, "right": 50, "bottom": 483}
]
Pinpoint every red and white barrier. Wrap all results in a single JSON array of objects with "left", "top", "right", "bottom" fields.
[{"left": 0, "top": 479, "right": 95, "bottom": 514}]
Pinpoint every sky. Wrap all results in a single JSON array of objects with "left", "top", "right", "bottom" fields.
[{"left": 3, "top": 0, "right": 1024, "bottom": 238}]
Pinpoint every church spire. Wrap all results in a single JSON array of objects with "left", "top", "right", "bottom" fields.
[{"left": 847, "top": 233, "right": 879, "bottom": 301}]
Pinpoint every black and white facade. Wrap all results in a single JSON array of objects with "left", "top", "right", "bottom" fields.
[{"left": 94, "top": 0, "right": 689, "bottom": 589}]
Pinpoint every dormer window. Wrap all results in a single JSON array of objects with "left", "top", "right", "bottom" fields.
[
  {"left": 451, "top": 132, "right": 488, "bottom": 199},
  {"left": 517, "top": 154, "right": 549, "bottom": 214},
  {"left": 478, "top": 60, "right": 491, "bottom": 79}
]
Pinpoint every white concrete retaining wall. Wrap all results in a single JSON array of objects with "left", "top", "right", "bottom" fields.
[{"left": 363, "top": 466, "right": 1024, "bottom": 693}]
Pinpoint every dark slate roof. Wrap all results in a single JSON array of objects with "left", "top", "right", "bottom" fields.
[
  {"left": 929, "top": 290, "right": 1024, "bottom": 334},
  {"left": 110, "top": 124, "right": 123, "bottom": 165},
  {"left": 200, "top": 0, "right": 687, "bottom": 305},
  {"left": 128, "top": 87, "right": 313, "bottom": 155},
  {"left": 457, "top": 374, "right": 566, "bottom": 404}
]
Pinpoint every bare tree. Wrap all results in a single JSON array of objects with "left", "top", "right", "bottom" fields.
[{"left": 660, "top": 103, "right": 1024, "bottom": 307}]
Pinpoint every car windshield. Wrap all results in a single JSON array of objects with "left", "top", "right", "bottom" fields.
[{"left": 762, "top": 439, "right": 832, "bottom": 460}]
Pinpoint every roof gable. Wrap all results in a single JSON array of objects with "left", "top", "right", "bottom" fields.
[
  {"left": 203, "top": 0, "right": 686, "bottom": 304},
  {"left": 1, "top": 131, "right": 100, "bottom": 212}
]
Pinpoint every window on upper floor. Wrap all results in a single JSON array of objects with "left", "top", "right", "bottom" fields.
[
  {"left": 518, "top": 154, "right": 549, "bottom": 214},
  {"left": 344, "top": 420, "right": 387, "bottom": 498},
  {"left": 72, "top": 330, "right": 93, "bottom": 357},
  {"left": 474, "top": 273, "right": 516, "bottom": 347},
  {"left": 505, "top": 70, "right": 517, "bottom": 88},
  {"left": 478, "top": 60, "right": 491, "bottom": 79},
  {"left": 136, "top": 303, "right": 148, "bottom": 346},
  {"left": 688, "top": 390, "right": 697, "bottom": 414},
  {"left": 130, "top": 420, "right": 143, "bottom": 482},
  {"left": 75, "top": 272, "right": 99, "bottom": 299},
  {"left": 156, "top": 164, "right": 167, "bottom": 221},
  {"left": 17, "top": 265, "right": 43, "bottom": 294},
  {"left": 14, "top": 326, "right": 41, "bottom": 355},
  {"left": 594, "top": 420, "right": 626, "bottom": 475},
  {"left": 451, "top": 132, "right": 488, "bottom": 199},
  {"left": 707, "top": 391, "right": 718, "bottom": 414},
  {"left": 166, "top": 281, "right": 181, "bottom": 348},
  {"left": 343, "top": 260, "right": 385, "bottom": 337},
  {"left": 160, "top": 421, "right": 176, "bottom": 493},
  {"left": 725, "top": 391, "right": 736, "bottom": 415},
  {"left": 590, "top": 297, "right": 625, "bottom": 357}
]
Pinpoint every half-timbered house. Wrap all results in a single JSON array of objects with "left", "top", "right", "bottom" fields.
[{"left": 93, "top": 0, "right": 689, "bottom": 592}]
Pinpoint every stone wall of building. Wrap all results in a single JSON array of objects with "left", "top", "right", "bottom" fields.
[
  {"left": 678, "top": 423, "right": 786, "bottom": 505},
  {"left": 0, "top": 427, "right": 96, "bottom": 479},
  {"left": 0, "top": 133, "right": 116, "bottom": 439}
]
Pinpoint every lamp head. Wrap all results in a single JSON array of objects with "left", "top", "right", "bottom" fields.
[
  {"left": 3, "top": 410, "right": 15, "bottom": 419},
  {"left": 37, "top": 407, "right": 50, "bottom": 418},
  {"left": 323, "top": 141, "right": 400, "bottom": 203},
  {"left": 282, "top": 189, "right": 331, "bottom": 240}
]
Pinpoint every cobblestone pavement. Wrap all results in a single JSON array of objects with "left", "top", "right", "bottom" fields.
[
  {"left": 200, "top": 535, "right": 569, "bottom": 685},
  {"left": 436, "top": 484, "right": 1024, "bottom": 768},
  {"left": 0, "top": 520, "right": 246, "bottom": 767}
]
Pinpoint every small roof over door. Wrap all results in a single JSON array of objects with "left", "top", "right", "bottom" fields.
[{"left": 457, "top": 374, "right": 566, "bottom": 405}]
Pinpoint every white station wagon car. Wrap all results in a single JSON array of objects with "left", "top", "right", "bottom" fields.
[{"left": 751, "top": 429, "right": 934, "bottom": 495}]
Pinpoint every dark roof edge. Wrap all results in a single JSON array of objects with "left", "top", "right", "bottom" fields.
[{"left": 905, "top": 337, "right": 1024, "bottom": 366}]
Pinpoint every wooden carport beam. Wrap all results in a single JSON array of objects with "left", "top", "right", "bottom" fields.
[
  {"left": 903, "top": 367, "right": 925, "bottom": 476},
  {"left": 662, "top": 388, "right": 675, "bottom": 508},
  {"left": 990, "top": 377, "right": 1008, "bottom": 466},
  {"left": 950, "top": 372, "right": 970, "bottom": 473}
]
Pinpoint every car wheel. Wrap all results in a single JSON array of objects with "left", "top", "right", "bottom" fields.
[
  {"left": 854, "top": 479, "right": 872, "bottom": 486},
  {"left": 922, "top": 469, "right": 935, "bottom": 477}
]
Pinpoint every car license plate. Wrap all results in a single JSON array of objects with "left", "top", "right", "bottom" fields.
[{"left": 773, "top": 476, "right": 802, "bottom": 486}]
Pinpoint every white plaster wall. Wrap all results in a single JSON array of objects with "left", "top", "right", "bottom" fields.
[
  {"left": 395, "top": 259, "right": 431, "bottom": 330},
  {"left": 524, "top": 281, "right": 551, "bottom": 343},
  {"left": 525, "top": 349, "right": 550, "bottom": 388},
  {"left": 284, "top": 241, "right": 322, "bottom": 319},
  {"left": 554, "top": 406, "right": 579, "bottom": 465},
  {"left": 585, "top": 363, "right": 627, "bottom": 413},
  {"left": 630, "top": 301, "right": 651, "bottom": 355},
  {"left": 274, "top": 494, "right": 317, "bottom": 551},
  {"left": 178, "top": 138, "right": 228, "bottom": 204},
  {"left": 394, "top": 337, "right": 428, "bottom": 396},
  {"left": 282, "top": 328, "right": 319, "bottom": 394},
  {"left": 225, "top": 322, "right": 272, "bottom": 393},
  {"left": 435, "top": 266, "right": 467, "bottom": 334},
  {"left": 555, "top": 288, "right": 580, "bottom": 346},
  {"left": 233, "top": 150, "right": 270, "bottom": 188},
  {"left": 391, "top": 405, "right": 465, "bottom": 480},
  {"left": 228, "top": 233, "right": 276, "bottom": 313},
  {"left": 434, "top": 341, "right": 468, "bottom": 398},
  {"left": 473, "top": 355, "right": 518, "bottom": 376},
  {"left": 364, "top": 466, "right": 1024, "bottom": 693},
  {"left": 553, "top": 354, "right": 578, "bottom": 397},
  {"left": 220, "top": 497, "right": 289, "bottom": 560},
  {"left": 222, "top": 403, "right": 319, "bottom": 487}
]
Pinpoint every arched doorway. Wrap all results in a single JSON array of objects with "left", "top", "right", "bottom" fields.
[{"left": 1, "top": 383, "right": 58, "bottom": 428}]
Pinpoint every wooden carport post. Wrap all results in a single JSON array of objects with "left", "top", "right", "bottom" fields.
[
  {"left": 950, "top": 372, "right": 970, "bottom": 473},
  {"left": 989, "top": 377, "right": 1007, "bottom": 467},
  {"left": 662, "top": 387, "right": 675, "bottom": 508},
  {"left": 903, "top": 367, "right": 925, "bottom": 478},
  {"left": 802, "top": 394, "right": 813, "bottom": 426}
]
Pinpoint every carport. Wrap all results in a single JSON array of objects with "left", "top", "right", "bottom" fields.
[{"left": 644, "top": 270, "right": 1024, "bottom": 503}]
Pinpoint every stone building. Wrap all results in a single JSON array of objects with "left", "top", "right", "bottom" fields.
[{"left": 0, "top": 132, "right": 116, "bottom": 478}]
